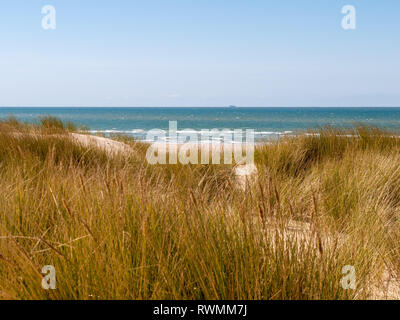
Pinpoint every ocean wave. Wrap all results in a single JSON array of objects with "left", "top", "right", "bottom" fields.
[
  {"left": 89, "top": 129, "right": 145, "bottom": 134},
  {"left": 87, "top": 129, "right": 293, "bottom": 136}
]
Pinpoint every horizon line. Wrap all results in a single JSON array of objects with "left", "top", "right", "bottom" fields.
[{"left": 1, "top": 106, "right": 400, "bottom": 108}]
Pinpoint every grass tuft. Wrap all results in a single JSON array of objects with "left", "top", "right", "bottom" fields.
[{"left": 0, "top": 118, "right": 399, "bottom": 299}]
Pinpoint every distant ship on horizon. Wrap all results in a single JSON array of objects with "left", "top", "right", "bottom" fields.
[{"left": 228, "top": 105, "right": 238, "bottom": 108}]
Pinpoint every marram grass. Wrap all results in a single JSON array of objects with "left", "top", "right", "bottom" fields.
[{"left": 0, "top": 118, "right": 399, "bottom": 300}]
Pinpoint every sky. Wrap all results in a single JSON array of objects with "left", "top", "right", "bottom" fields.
[{"left": 0, "top": 0, "right": 399, "bottom": 107}]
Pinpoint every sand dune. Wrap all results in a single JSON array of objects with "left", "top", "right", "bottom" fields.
[{"left": 70, "top": 133, "right": 132, "bottom": 155}]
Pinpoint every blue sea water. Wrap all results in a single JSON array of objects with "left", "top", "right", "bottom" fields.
[{"left": 1, "top": 107, "right": 400, "bottom": 141}]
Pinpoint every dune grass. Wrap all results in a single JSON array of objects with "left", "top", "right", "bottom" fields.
[{"left": 0, "top": 118, "right": 400, "bottom": 299}]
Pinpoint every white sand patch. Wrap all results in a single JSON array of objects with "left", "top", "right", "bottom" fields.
[
  {"left": 10, "top": 132, "right": 132, "bottom": 156},
  {"left": 234, "top": 163, "right": 258, "bottom": 190},
  {"left": 371, "top": 269, "right": 400, "bottom": 300},
  {"left": 70, "top": 133, "right": 131, "bottom": 155}
]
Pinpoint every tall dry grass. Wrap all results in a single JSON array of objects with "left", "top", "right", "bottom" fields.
[{"left": 0, "top": 118, "right": 399, "bottom": 299}]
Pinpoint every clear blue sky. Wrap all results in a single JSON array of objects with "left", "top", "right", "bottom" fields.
[{"left": 0, "top": 0, "right": 399, "bottom": 107}]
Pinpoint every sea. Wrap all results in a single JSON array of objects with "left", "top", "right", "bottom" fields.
[{"left": 1, "top": 107, "right": 400, "bottom": 142}]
